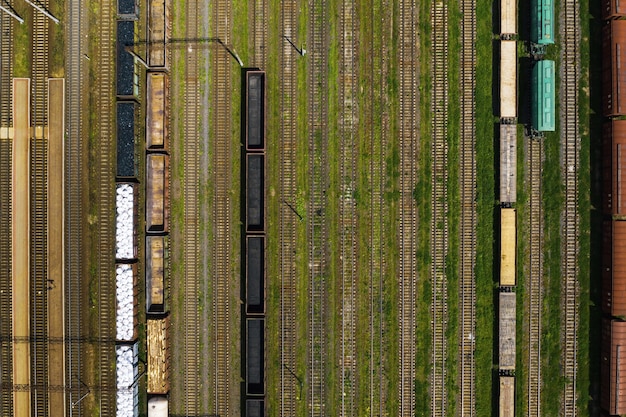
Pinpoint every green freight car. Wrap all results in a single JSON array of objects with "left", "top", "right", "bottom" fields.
[
  {"left": 531, "top": 0, "right": 554, "bottom": 45},
  {"left": 532, "top": 60, "right": 555, "bottom": 132}
]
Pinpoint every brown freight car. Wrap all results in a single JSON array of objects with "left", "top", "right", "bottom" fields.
[
  {"left": 146, "top": 236, "right": 167, "bottom": 314},
  {"left": 603, "top": 121, "right": 626, "bottom": 215},
  {"left": 146, "top": 73, "right": 168, "bottom": 151},
  {"left": 147, "top": 316, "right": 170, "bottom": 394},
  {"left": 603, "top": 19, "right": 626, "bottom": 117},
  {"left": 148, "top": 0, "right": 170, "bottom": 68},
  {"left": 603, "top": 220, "right": 626, "bottom": 317},
  {"left": 602, "top": 318, "right": 626, "bottom": 415},
  {"left": 146, "top": 154, "right": 169, "bottom": 233},
  {"left": 603, "top": 0, "right": 626, "bottom": 19}
]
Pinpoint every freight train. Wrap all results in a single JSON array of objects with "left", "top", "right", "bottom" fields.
[{"left": 242, "top": 68, "right": 266, "bottom": 417}]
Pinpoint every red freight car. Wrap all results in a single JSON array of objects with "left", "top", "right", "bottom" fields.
[
  {"left": 603, "top": 121, "right": 626, "bottom": 215},
  {"left": 603, "top": 20, "right": 626, "bottom": 116},
  {"left": 603, "top": 0, "right": 626, "bottom": 20},
  {"left": 602, "top": 318, "right": 626, "bottom": 415},
  {"left": 603, "top": 220, "right": 626, "bottom": 317}
]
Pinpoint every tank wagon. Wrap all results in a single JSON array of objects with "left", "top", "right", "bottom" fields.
[
  {"left": 531, "top": 0, "right": 554, "bottom": 45},
  {"left": 146, "top": 154, "right": 170, "bottom": 233},
  {"left": 531, "top": 60, "right": 555, "bottom": 132},
  {"left": 604, "top": 20, "right": 626, "bottom": 117}
]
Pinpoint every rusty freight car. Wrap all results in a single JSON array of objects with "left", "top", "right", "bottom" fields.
[
  {"left": 246, "top": 154, "right": 265, "bottom": 233},
  {"left": 146, "top": 73, "right": 169, "bottom": 151},
  {"left": 603, "top": 121, "right": 626, "bottom": 215},
  {"left": 603, "top": 0, "right": 626, "bottom": 19},
  {"left": 146, "top": 154, "right": 169, "bottom": 233},
  {"left": 147, "top": 0, "right": 170, "bottom": 68},
  {"left": 146, "top": 236, "right": 167, "bottom": 314},
  {"left": 603, "top": 220, "right": 626, "bottom": 317},
  {"left": 602, "top": 318, "right": 626, "bottom": 415},
  {"left": 603, "top": 19, "right": 626, "bottom": 116}
]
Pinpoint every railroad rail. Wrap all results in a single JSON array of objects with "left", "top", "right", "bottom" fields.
[
  {"left": 431, "top": 2, "right": 449, "bottom": 416},
  {"left": 182, "top": 0, "right": 200, "bottom": 415},
  {"left": 527, "top": 137, "right": 543, "bottom": 417},
  {"left": 97, "top": 0, "right": 116, "bottom": 414},
  {"left": 212, "top": 0, "right": 232, "bottom": 414},
  {"left": 339, "top": 0, "right": 357, "bottom": 414},
  {"left": 559, "top": 0, "right": 581, "bottom": 415},
  {"left": 458, "top": 0, "right": 477, "bottom": 414},
  {"left": 279, "top": 1, "right": 298, "bottom": 415},
  {"left": 31, "top": 2, "right": 50, "bottom": 415},
  {"left": 398, "top": 0, "right": 418, "bottom": 415},
  {"left": 0, "top": 3, "right": 13, "bottom": 415},
  {"left": 66, "top": 0, "right": 86, "bottom": 412},
  {"left": 308, "top": 0, "right": 328, "bottom": 414},
  {"left": 252, "top": 0, "right": 267, "bottom": 68}
]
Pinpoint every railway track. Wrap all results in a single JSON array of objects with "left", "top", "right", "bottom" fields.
[
  {"left": 527, "top": 137, "right": 543, "bottom": 417},
  {"left": 458, "top": 0, "right": 477, "bottom": 414},
  {"left": 0, "top": 4, "right": 13, "bottom": 415},
  {"left": 31, "top": 4, "right": 50, "bottom": 414},
  {"left": 97, "top": 0, "right": 116, "bottom": 414},
  {"left": 183, "top": 0, "right": 200, "bottom": 415},
  {"left": 252, "top": 0, "right": 267, "bottom": 68},
  {"left": 66, "top": 0, "right": 86, "bottom": 411},
  {"left": 212, "top": 0, "right": 232, "bottom": 414},
  {"left": 430, "top": 2, "right": 449, "bottom": 416},
  {"left": 308, "top": 0, "right": 328, "bottom": 414},
  {"left": 559, "top": 0, "right": 580, "bottom": 415},
  {"left": 279, "top": 1, "right": 298, "bottom": 415},
  {"left": 339, "top": 0, "right": 357, "bottom": 414},
  {"left": 398, "top": 0, "right": 417, "bottom": 415}
]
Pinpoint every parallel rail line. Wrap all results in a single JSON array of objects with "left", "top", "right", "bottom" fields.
[
  {"left": 458, "top": 0, "right": 477, "bottom": 414},
  {"left": 212, "top": 0, "right": 232, "bottom": 414},
  {"left": 398, "top": 0, "right": 418, "bottom": 415},
  {"left": 308, "top": 0, "right": 328, "bottom": 415},
  {"left": 279, "top": 1, "right": 297, "bottom": 415},
  {"left": 0, "top": 3, "right": 13, "bottom": 414},
  {"left": 339, "top": 0, "right": 357, "bottom": 414},
  {"left": 66, "top": 0, "right": 86, "bottom": 411},
  {"left": 97, "top": 0, "right": 116, "bottom": 414},
  {"left": 527, "top": 137, "right": 543, "bottom": 417},
  {"left": 252, "top": 0, "right": 267, "bottom": 68},
  {"left": 31, "top": 4, "right": 50, "bottom": 414},
  {"left": 183, "top": 0, "right": 200, "bottom": 415},
  {"left": 430, "top": 2, "right": 449, "bottom": 416},
  {"left": 560, "top": 0, "right": 580, "bottom": 415}
]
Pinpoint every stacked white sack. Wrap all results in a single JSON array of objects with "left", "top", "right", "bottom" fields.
[
  {"left": 116, "top": 184, "right": 135, "bottom": 260},
  {"left": 116, "top": 344, "right": 138, "bottom": 417},
  {"left": 116, "top": 264, "right": 135, "bottom": 341}
]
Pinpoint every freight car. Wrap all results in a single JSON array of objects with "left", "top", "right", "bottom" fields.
[
  {"left": 116, "top": 183, "right": 139, "bottom": 261},
  {"left": 531, "top": 60, "right": 555, "bottom": 132},
  {"left": 148, "top": 0, "right": 170, "bottom": 68},
  {"left": 246, "top": 236, "right": 265, "bottom": 315},
  {"left": 118, "top": 0, "right": 138, "bottom": 20},
  {"left": 603, "top": 19, "right": 626, "bottom": 117},
  {"left": 246, "top": 154, "right": 265, "bottom": 233},
  {"left": 146, "top": 154, "right": 170, "bottom": 233},
  {"left": 499, "top": 376, "right": 515, "bottom": 417},
  {"left": 531, "top": 0, "right": 554, "bottom": 45},
  {"left": 146, "top": 236, "right": 167, "bottom": 314},
  {"left": 601, "top": 318, "right": 626, "bottom": 415},
  {"left": 602, "top": 220, "right": 626, "bottom": 317},
  {"left": 246, "top": 318, "right": 265, "bottom": 396},
  {"left": 602, "top": 121, "right": 626, "bottom": 215},
  {"left": 117, "top": 101, "right": 138, "bottom": 179},
  {"left": 500, "top": 125, "right": 517, "bottom": 204},
  {"left": 146, "top": 73, "right": 169, "bottom": 151},
  {"left": 246, "top": 399, "right": 265, "bottom": 417},
  {"left": 116, "top": 263, "right": 138, "bottom": 342},
  {"left": 500, "top": 0, "right": 516, "bottom": 36},
  {"left": 147, "top": 317, "right": 170, "bottom": 395},
  {"left": 500, "top": 40, "right": 517, "bottom": 120},
  {"left": 499, "top": 292, "right": 516, "bottom": 372},
  {"left": 603, "top": 0, "right": 626, "bottom": 20},
  {"left": 500, "top": 208, "right": 516, "bottom": 286},
  {"left": 117, "top": 20, "right": 139, "bottom": 98},
  {"left": 148, "top": 396, "right": 168, "bottom": 417},
  {"left": 243, "top": 70, "right": 266, "bottom": 151},
  {"left": 116, "top": 343, "right": 139, "bottom": 416}
]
